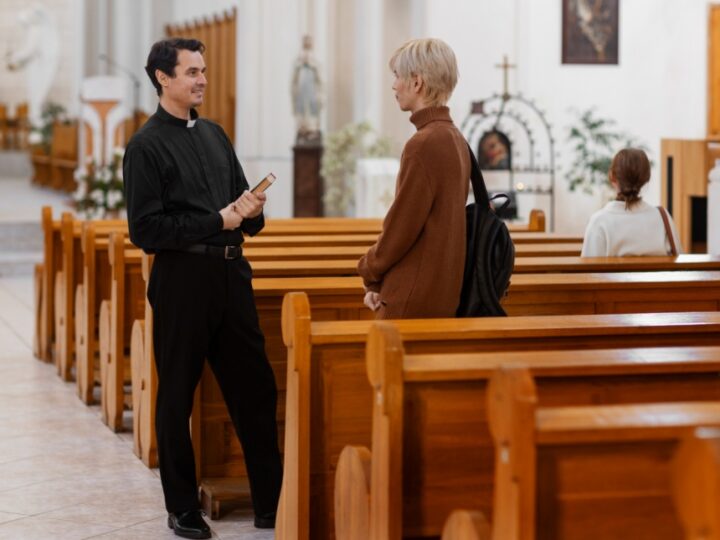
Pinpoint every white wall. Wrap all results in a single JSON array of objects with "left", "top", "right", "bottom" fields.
[
  {"left": 420, "top": 0, "right": 708, "bottom": 233},
  {"left": 93, "top": 0, "right": 710, "bottom": 224},
  {"left": 233, "top": 0, "right": 304, "bottom": 218}
]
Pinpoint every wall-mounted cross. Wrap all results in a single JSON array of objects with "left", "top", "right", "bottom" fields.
[{"left": 495, "top": 55, "right": 516, "bottom": 101}]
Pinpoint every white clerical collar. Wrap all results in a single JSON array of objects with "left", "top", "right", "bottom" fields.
[{"left": 187, "top": 119, "right": 196, "bottom": 128}]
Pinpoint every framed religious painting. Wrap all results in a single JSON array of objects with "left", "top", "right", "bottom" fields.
[{"left": 562, "top": 0, "right": 619, "bottom": 64}]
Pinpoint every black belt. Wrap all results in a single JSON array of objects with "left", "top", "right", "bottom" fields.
[{"left": 180, "top": 244, "right": 242, "bottom": 260}]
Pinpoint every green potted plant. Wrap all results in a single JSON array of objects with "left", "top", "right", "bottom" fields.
[
  {"left": 565, "top": 108, "right": 649, "bottom": 198},
  {"left": 321, "top": 122, "right": 392, "bottom": 216}
]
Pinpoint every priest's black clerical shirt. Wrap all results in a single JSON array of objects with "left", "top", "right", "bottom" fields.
[{"left": 123, "top": 104, "right": 263, "bottom": 253}]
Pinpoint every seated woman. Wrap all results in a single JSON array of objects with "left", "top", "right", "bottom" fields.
[
  {"left": 581, "top": 148, "right": 682, "bottom": 257},
  {"left": 358, "top": 38, "right": 470, "bottom": 319}
]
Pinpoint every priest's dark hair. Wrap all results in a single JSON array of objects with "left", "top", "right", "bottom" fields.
[{"left": 145, "top": 38, "right": 206, "bottom": 96}]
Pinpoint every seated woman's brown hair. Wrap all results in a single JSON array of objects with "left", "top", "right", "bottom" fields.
[{"left": 610, "top": 148, "right": 651, "bottom": 209}]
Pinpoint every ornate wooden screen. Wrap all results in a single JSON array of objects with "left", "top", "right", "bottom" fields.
[
  {"left": 166, "top": 8, "right": 236, "bottom": 142},
  {"left": 709, "top": 5, "right": 720, "bottom": 138}
]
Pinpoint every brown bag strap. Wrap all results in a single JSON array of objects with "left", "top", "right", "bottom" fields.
[{"left": 657, "top": 206, "right": 678, "bottom": 256}]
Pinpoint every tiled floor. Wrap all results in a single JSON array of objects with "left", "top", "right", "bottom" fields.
[{"left": 0, "top": 275, "right": 275, "bottom": 539}]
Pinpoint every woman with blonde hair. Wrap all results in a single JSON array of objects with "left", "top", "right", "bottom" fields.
[
  {"left": 358, "top": 38, "right": 470, "bottom": 319},
  {"left": 581, "top": 147, "right": 682, "bottom": 256}
]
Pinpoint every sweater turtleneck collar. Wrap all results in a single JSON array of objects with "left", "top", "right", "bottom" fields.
[{"left": 409, "top": 106, "right": 452, "bottom": 129}]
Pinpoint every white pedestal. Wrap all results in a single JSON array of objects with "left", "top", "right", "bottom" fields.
[
  {"left": 354, "top": 158, "right": 399, "bottom": 218},
  {"left": 709, "top": 174, "right": 720, "bottom": 255}
]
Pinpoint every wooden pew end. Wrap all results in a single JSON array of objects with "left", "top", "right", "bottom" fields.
[
  {"left": 441, "top": 510, "right": 491, "bottom": 540},
  {"left": 527, "top": 209, "right": 546, "bottom": 233},
  {"left": 130, "top": 320, "right": 145, "bottom": 460},
  {"left": 99, "top": 300, "right": 111, "bottom": 426},
  {"left": 33, "top": 263, "right": 43, "bottom": 358},
  {"left": 334, "top": 445, "right": 371, "bottom": 540},
  {"left": 281, "top": 291, "right": 311, "bottom": 349},
  {"left": 673, "top": 427, "right": 720, "bottom": 539},
  {"left": 486, "top": 364, "right": 537, "bottom": 540}
]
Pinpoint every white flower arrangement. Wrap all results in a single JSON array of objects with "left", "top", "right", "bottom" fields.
[
  {"left": 73, "top": 150, "right": 126, "bottom": 219},
  {"left": 28, "top": 131, "right": 43, "bottom": 145},
  {"left": 320, "top": 122, "right": 393, "bottom": 216}
]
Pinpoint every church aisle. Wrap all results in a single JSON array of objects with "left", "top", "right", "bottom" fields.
[{"left": 0, "top": 276, "right": 274, "bottom": 540}]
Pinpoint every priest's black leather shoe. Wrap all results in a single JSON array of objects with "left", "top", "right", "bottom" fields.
[
  {"left": 167, "top": 510, "right": 212, "bottom": 539},
  {"left": 254, "top": 512, "right": 276, "bottom": 529}
]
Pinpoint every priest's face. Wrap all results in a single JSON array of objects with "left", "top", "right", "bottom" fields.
[{"left": 162, "top": 49, "right": 207, "bottom": 110}]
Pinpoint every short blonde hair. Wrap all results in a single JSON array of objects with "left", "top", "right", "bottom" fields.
[{"left": 389, "top": 38, "right": 458, "bottom": 107}]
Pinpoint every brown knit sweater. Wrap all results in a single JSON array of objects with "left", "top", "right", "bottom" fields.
[{"left": 357, "top": 106, "right": 470, "bottom": 319}]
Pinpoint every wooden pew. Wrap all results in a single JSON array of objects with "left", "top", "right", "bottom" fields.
[
  {"left": 234, "top": 255, "right": 720, "bottom": 278},
  {"left": 130, "top": 253, "right": 157, "bottom": 466},
  {"left": 484, "top": 365, "right": 720, "bottom": 540},
  {"left": 253, "top": 271, "right": 720, "bottom": 318},
  {"left": 37, "top": 207, "right": 62, "bottom": 361},
  {"left": 334, "top": 323, "right": 720, "bottom": 539},
  {"left": 513, "top": 254, "right": 720, "bottom": 273},
  {"left": 440, "top": 511, "right": 490, "bottom": 540},
  {"left": 503, "top": 271, "right": 720, "bottom": 315},
  {"left": 37, "top": 208, "right": 124, "bottom": 364},
  {"left": 75, "top": 222, "right": 131, "bottom": 404},
  {"left": 274, "top": 294, "right": 720, "bottom": 540},
  {"left": 242, "top": 242, "right": 584, "bottom": 261},
  {"left": 0, "top": 103, "right": 8, "bottom": 149},
  {"left": 673, "top": 428, "right": 720, "bottom": 540},
  {"left": 49, "top": 121, "right": 78, "bottom": 192},
  {"left": 126, "top": 260, "right": 718, "bottom": 517},
  {"left": 260, "top": 209, "right": 546, "bottom": 235},
  {"left": 192, "top": 268, "right": 720, "bottom": 518},
  {"left": 262, "top": 218, "right": 382, "bottom": 235},
  {"left": 244, "top": 232, "right": 581, "bottom": 249},
  {"left": 98, "top": 232, "right": 144, "bottom": 431},
  {"left": 31, "top": 145, "right": 52, "bottom": 186},
  {"left": 55, "top": 216, "right": 126, "bottom": 380}
]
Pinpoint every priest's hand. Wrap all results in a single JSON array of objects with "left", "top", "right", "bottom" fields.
[
  {"left": 234, "top": 190, "right": 266, "bottom": 219},
  {"left": 219, "top": 202, "right": 244, "bottom": 230}
]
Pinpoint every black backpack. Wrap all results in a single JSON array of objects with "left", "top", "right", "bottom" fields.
[{"left": 456, "top": 144, "right": 515, "bottom": 317}]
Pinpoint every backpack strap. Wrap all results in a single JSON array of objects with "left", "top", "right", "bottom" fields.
[
  {"left": 657, "top": 206, "right": 678, "bottom": 256},
  {"left": 466, "top": 143, "right": 490, "bottom": 208}
]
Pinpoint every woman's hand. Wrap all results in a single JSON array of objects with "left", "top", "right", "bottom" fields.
[{"left": 363, "top": 291, "right": 382, "bottom": 311}]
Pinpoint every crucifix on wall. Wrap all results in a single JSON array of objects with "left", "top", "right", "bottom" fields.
[{"left": 495, "top": 55, "right": 516, "bottom": 101}]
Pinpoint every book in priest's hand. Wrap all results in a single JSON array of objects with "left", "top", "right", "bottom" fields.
[{"left": 251, "top": 173, "right": 276, "bottom": 194}]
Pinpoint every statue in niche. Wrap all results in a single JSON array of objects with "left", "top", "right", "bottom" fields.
[
  {"left": 478, "top": 129, "right": 511, "bottom": 170},
  {"left": 291, "top": 35, "right": 322, "bottom": 145},
  {"left": 5, "top": 6, "right": 60, "bottom": 127}
]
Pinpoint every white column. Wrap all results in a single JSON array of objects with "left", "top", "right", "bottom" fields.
[
  {"left": 353, "top": 0, "right": 383, "bottom": 128},
  {"left": 709, "top": 159, "right": 720, "bottom": 255},
  {"left": 71, "top": 0, "right": 86, "bottom": 118},
  {"left": 409, "top": 0, "right": 427, "bottom": 37},
  {"left": 235, "top": 0, "right": 298, "bottom": 218},
  {"left": 97, "top": 0, "right": 109, "bottom": 75}
]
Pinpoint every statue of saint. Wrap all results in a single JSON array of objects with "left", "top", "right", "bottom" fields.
[
  {"left": 291, "top": 35, "right": 322, "bottom": 144},
  {"left": 5, "top": 6, "right": 60, "bottom": 127}
]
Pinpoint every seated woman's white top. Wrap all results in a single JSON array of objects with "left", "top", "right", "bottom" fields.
[{"left": 581, "top": 200, "right": 683, "bottom": 257}]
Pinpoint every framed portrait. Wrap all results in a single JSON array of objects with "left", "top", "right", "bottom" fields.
[{"left": 562, "top": 0, "right": 619, "bottom": 65}]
